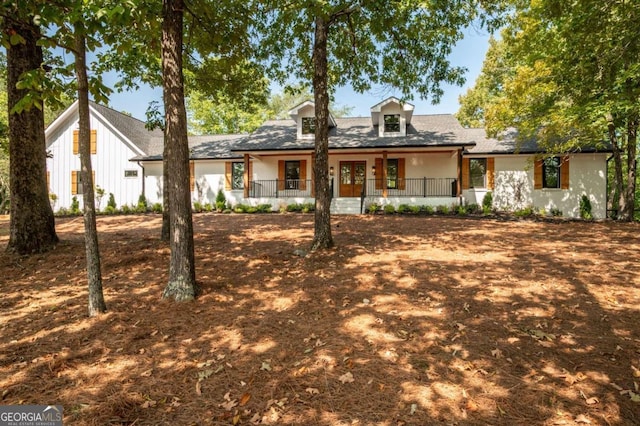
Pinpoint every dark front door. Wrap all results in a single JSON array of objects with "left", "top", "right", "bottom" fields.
[{"left": 339, "top": 161, "right": 366, "bottom": 197}]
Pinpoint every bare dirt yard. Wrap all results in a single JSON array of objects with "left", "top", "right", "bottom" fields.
[{"left": 1, "top": 213, "right": 639, "bottom": 425}]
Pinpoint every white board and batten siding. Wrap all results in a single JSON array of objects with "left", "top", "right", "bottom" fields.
[{"left": 46, "top": 108, "right": 144, "bottom": 210}]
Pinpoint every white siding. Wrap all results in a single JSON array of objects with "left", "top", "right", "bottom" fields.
[
  {"left": 46, "top": 110, "right": 144, "bottom": 210},
  {"left": 463, "top": 154, "right": 608, "bottom": 219}
]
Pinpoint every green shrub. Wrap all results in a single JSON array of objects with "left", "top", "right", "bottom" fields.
[
  {"left": 482, "top": 191, "right": 493, "bottom": 210},
  {"left": 514, "top": 206, "right": 535, "bottom": 217},
  {"left": 580, "top": 195, "right": 593, "bottom": 219},
  {"left": 152, "top": 203, "right": 163, "bottom": 213},
  {"left": 397, "top": 204, "right": 411, "bottom": 214},
  {"left": 550, "top": 207, "right": 563, "bottom": 217},
  {"left": 301, "top": 202, "right": 315, "bottom": 213},
  {"left": 456, "top": 205, "right": 467, "bottom": 216},
  {"left": 104, "top": 205, "right": 117, "bottom": 215},
  {"left": 203, "top": 203, "right": 213, "bottom": 212},
  {"left": 136, "top": 194, "right": 148, "bottom": 213},
  {"left": 247, "top": 207, "right": 258, "bottom": 213},
  {"left": 107, "top": 193, "right": 116, "bottom": 210},
  {"left": 436, "top": 205, "right": 450, "bottom": 215},
  {"left": 421, "top": 205, "right": 435, "bottom": 215},
  {"left": 70, "top": 196, "right": 81, "bottom": 215},
  {"left": 223, "top": 208, "right": 232, "bottom": 214},
  {"left": 286, "top": 203, "right": 303, "bottom": 212},
  {"left": 234, "top": 204, "right": 251, "bottom": 213},
  {"left": 56, "top": 207, "right": 69, "bottom": 216},
  {"left": 256, "top": 204, "right": 273, "bottom": 213},
  {"left": 383, "top": 204, "right": 395, "bottom": 214},
  {"left": 482, "top": 205, "right": 492, "bottom": 215},
  {"left": 121, "top": 204, "right": 131, "bottom": 214},
  {"left": 193, "top": 201, "right": 203, "bottom": 213},
  {"left": 466, "top": 203, "right": 481, "bottom": 214},
  {"left": 409, "top": 205, "right": 421, "bottom": 214},
  {"left": 367, "top": 203, "right": 381, "bottom": 213},
  {"left": 215, "top": 189, "right": 226, "bottom": 211}
]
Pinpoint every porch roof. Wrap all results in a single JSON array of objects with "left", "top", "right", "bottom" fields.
[{"left": 231, "top": 115, "right": 477, "bottom": 153}]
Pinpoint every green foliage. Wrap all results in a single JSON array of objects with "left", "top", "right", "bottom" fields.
[
  {"left": 421, "top": 205, "right": 435, "bottom": 215},
  {"left": 120, "top": 204, "right": 131, "bottom": 214},
  {"left": 70, "top": 196, "right": 80, "bottom": 215},
  {"left": 579, "top": 195, "right": 593, "bottom": 220},
  {"left": 514, "top": 206, "right": 535, "bottom": 218},
  {"left": 383, "top": 205, "right": 396, "bottom": 214},
  {"left": 466, "top": 203, "right": 481, "bottom": 214},
  {"left": 104, "top": 205, "right": 117, "bottom": 215},
  {"left": 256, "top": 204, "right": 272, "bottom": 213},
  {"left": 152, "top": 203, "right": 163, "bottom": 214},
  {"left": 550, "top": 207, "right": 563, "bottom": 217},
  {"left": 233, "top": 204, "right": 251, "bottom": 213},
  {"left": 286, "top": 203, "right": 314, "bottom": 213},
  {"left": 409, "top": 205, "right": 421, "bottom": 214},
  {"left": 136, "top": 194, "right": 148, "bottom": 213},
  {"left": 436, "top": 205, "right": 450, "bottom": 215},
  {"left": 107, "top": 193, "right": 116, "bottom": 210},
  {"left": 193, "top": 201, "right": 203, "bottom": 213},
  {"left": 56, "top": 207, "right": 69, "bottom": 216},
  {"left": 397, "top": 204, "right": 411, "bottom": 214},
  {"left": 215, "top": 189, "right": 227, "bottom": 211},
  {"left": 367, "top": 203, "right": 381, "bottom": 213},
  {"left": 482, "top": 192, "right": 493, "bottom": 210},
  {"left": 203, "top": 203, "right": 213, "bottom": 212},
  {"left": 456, "top": 205, "right": 468, "bottom": 216}
]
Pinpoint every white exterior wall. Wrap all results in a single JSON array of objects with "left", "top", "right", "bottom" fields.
[
  {"left": 46, "top": 111, "right": 144, "bottom": 211},
  {"left": 463, "top": 153, "right": 608, "bottom": 219}
]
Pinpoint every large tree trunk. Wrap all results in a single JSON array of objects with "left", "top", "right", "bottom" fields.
[
  {"left": 621, "top": 116, "right": 638, "bottom": 221},
  {"left": 75, "top": 29, "right": 106, "bottom": 316},
  {"left": 161, "top": 150, "right": 170, "bottom": 242},
  {"left": 4, "top": 15, "right": 58, "bottom": 254},
  {"left": 310, "top": 16, "right": 334, "bottom": 251},
  {"left": 607, "top": 118, "right": 625, "bottom": 219},
  {"left": 161, "top": 0, "right": 197, "bottom": 301}
]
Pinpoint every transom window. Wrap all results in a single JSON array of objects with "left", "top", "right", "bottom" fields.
[
  {"left": 285, "top": 160, "right": 301, "bottom": 189},
  {"left": 231, "top": 162, "right": 244, "bottom": 190},
  {"left": 383, "top": 114, "right": 400, "bottom": 133},
  {"left": 124, "top": 170, "right": 138, "bottom": 178},
  {"left": 301, "top": 117, "right": 316, "bottom": 135},
  {"left": 469, "top": 158, "right": 487, "bottom": 188},
  {"left": 386, "top": 159, "right": 399, "bottom": 189},
  {"left": 543, "top": 157, "right": 561, "bottom": 188}
]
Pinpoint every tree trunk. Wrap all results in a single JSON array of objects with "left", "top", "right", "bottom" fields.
[
  {"left": 4, "top": 15, "right": 58, "bottom": 254},
  {"left": 75, "top": 29, "right": 106, "bottom": 316},
  {"left": 161, "top": 0, "right": 197, "bottom": 301},
  {"left": 607, "top": 118, "right": 625, "bottom": 219},
  {"left": 161, "top": 149, "right": 170, "bottom": 242},
  {"left": 621, "top": 116, "right": 638, "bottom": 221},
  {"left": 310, "top": 16, "right": 334, "bottom": 251}
]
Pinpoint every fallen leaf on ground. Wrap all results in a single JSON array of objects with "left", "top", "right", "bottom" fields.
[
  {"left": 339, "top": 372, "right": 355, "bottom": 384},
  {"left": 141, "top": 400, "right": 156, "bottom": 409},
  {"left": 261, "top": 361, "right": 272, "bottom": 371},
  {"left": 305, "top": 387, "right": 319, "bottom": 395},
  {"left": 239, "top": 393, "right": 251, "bottom": 406},
  {"left": 574, "top": 414, "right": 591, "bottom": 424},
  {"left": 491, "top": 348, "right": 502, "bottom": 358}
]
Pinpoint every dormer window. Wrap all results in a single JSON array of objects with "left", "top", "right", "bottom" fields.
[
  {"left": 302, "top": 117, "right": 316, "bottom": 135},
  {"left": 384, "top": 114, "right": 400, "bottom": 133}
]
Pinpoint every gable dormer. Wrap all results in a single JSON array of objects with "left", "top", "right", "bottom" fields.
[
  {"left": 370, "top": 97, "right": 414, "bottom": 137},
  {"left": 288, "top": 100, "right": 337, "bottom": 140}
]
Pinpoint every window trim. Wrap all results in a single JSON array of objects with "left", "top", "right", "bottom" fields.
[
  {"left": 301, "top": 117, "right": 316, "bottom": 135},
  {"left": 542, "top": 157, "right": 561, "bottom": 189},
  {"left": 383, "top": 114, "right": 401, "bottom": 133},
  {"left": 469, "top": 158, "right": 487, "bottom": 189},
  {"left": 231, "top": 161, "right": 244, "bottom": 190}
]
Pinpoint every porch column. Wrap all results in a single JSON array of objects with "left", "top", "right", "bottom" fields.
[
  {"left": 243, "top": 153, "right": 250, "bottom": 198},
  {"left": 456, "top": 149, "right": 462, "bottom": 197},
  {"left": 382, "top": 150, "right": 388, "bottom": 198}
]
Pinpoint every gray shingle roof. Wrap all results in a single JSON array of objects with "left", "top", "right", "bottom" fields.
[
  {"left": 132, "top": 134, "right": 247, "bottom": 161},
  {"left": 232, "top": 114, "right": 476, "bottom": 152}
]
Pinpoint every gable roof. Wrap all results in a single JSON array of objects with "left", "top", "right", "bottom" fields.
[
  {"left": 132, "top": 134, "right": 247, "bottom": 161},
  {"left": 232, "top": 114, "right": 476, "bottom": 153}
]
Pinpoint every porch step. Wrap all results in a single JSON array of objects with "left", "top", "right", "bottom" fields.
[{"left": 330, "top": 198, "right": 363, "bottom": 215}]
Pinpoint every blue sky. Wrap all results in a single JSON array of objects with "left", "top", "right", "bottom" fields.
[{"left": 104, "top": 27, "right": 490, "bottom": 121}]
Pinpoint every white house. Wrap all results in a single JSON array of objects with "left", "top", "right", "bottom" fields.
[{"left": 46, "top": 98, "right": 611, "bottom": 218}]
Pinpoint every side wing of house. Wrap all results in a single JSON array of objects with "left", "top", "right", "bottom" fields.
[
  {"left": 46, "top": 108, "right": 145, "bottom": 211},
  {"left": 462, "top": 153, "right": 608, "bottom": 218}
]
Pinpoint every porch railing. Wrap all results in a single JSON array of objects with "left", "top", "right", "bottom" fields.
[
  {"left": 248, "top": 177, "right": 457, "bottom": 198},
  {"left": 364, "top": 177, "right": 457, "bottom": 198},
  {"left": 249, "top": 179, "right": 313, "bottom": 198}
]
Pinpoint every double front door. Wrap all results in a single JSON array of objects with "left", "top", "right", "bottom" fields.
[{"left": 339, "top": 161, "right": 366, "bottom": 197}]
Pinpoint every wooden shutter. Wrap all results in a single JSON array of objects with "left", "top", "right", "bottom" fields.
[
  {"left": 189, "top": 161, "right": 195, "bottom": 191},
  {"left": 73, "top": 130, "right": 79, "bottom": 155},
  {"left": 90, "top": 130, "right": 97, "bottom": 154},
  {"left": 487, "top": 157, "right": 495, "bottom": 189},
  {"left": 278, "top": 160, "right": 285, "bottom": 190},
  {"left": 71, "top": 171, "right": 78, "bottom": 195},
  {"left": 375, "top": 158, "right": 383, "bottom": 189},
  {"left": 299, "top": 160, "right": 307, "bottom": 190},
  {"left": 534, "top": 159, "right": 543, "bottom": 190},
  {"left": 461, "top": 158, "right": 470, "bottom": 189},
  {"left": 398, "top": 158, "right": 406, "bottom": 190},
  {"left": 560, "top": 156, "right": 570, "bottom": 189},
  {"left": 225, "top": 162, "right": 232, "bottom": 190}
]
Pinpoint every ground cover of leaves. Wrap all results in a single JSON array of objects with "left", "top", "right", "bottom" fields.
[{"left": 0, "top": 214, "right": 639, "bottom": 425}]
